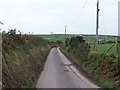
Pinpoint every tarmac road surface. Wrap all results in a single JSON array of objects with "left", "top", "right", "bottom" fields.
[{"left": 36, "top": 48, "right": 100, "bottom": 88}]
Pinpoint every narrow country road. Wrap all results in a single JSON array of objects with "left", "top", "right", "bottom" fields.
[{"left": 36, "top": 48, "right": 100, "bottom": 88}]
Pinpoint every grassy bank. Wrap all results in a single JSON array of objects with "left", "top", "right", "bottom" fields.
[
  {"left": 61, "top": 46, "right": 119, "bottom": 89},
  {"left": 60, "top": 36, "right": 119, "bottom": 89},
  {"left": 2, "top": 29, "right": 51, "bottom": 88}
]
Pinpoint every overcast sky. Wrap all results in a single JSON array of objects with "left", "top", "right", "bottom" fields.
[{"left": 0, "top": 0, "right": 119, "bottom": 35}]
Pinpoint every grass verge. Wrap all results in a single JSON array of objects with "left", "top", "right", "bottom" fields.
[{"left": 60, "top": 46, "right": 119, "bottom": 89}]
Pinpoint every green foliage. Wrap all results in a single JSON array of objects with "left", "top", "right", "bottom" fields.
[
  {"left": 2, "top": 29, "right": 48, "bottom": 53},
  {"left": 40, "top": 34, "right": 117, "bottom": 55},
  {"left": 39, "top": 34, "right": 73, "bottom": 41},
  {"left": 68, "top": 36, "right": 90, "bottom": 61},
  {"left": 61, "top": 43, "right": 119, "bottom": 89},
  {"left": 2, "top": 29, "right": 50, "bottom": 88}
]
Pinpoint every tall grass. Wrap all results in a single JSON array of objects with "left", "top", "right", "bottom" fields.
[{"left": 2, "top": 29, "right": 51, "bottom": 88}]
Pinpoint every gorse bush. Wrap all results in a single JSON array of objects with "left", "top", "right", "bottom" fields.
[
  {"left": 2, "top": 29, "right": 25, "bottom": 51},
  {"left": 2, "top": 29, "right": 48, "bottom": 52},
  {"left": 68, "top": 36, "right": 90, "bottom": 61}
]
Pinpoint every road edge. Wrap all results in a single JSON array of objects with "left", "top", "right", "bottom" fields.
[{"left": 59, "top": 47, "right": 104, "bottom": 88}]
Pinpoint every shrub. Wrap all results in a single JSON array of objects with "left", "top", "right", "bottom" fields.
[
  {"left": 2, "top": 29, "right": 48, "bottom": 52},
  {"left": 68, "top": 36, "right": 90, "bottom": 61},
  {"left": 106, "top": 40, "right": 116, "bottom": 44}
]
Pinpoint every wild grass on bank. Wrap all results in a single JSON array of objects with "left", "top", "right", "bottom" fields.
[
  {"left": 2, "top": 29, "right": 51, "bottom": 88},
  {"left": 60, "top": 36, "right": 119, "bottom": 89}
]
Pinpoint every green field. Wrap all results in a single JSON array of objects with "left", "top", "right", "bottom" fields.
[
  {"left": 38, "top": 34, "right": 117, "bottom": 42},
  {"left": 38, "top": 34, "right": 73, "bottom": 41},
  {"left": 38, "top": 34, "right": 117, "bottom": 55},
  {"left": 90, "top": 43, "right": 117, "bottom": 55}
]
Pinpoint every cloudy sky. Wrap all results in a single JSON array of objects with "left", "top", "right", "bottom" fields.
[{"left": 0, "top": 0, "right": 119, "bottom": 35}]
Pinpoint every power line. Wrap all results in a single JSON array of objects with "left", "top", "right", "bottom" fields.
[
  {"left": 69, "top": 0, "right": 88, "bottom": 27},
  {"left": 69, "top": 0, "right": 118, "bottom": 27},
  {"left": 67, "top": 0, "right": 117, "bottom": 35},
  {"left": 0, "top": 21, "right": 3, "bottom": 25}
]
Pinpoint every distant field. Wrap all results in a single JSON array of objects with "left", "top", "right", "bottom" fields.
[
  {"left": 38, "top": 34, "right": 74, "bottom": 41},
  {"left": 38, "top": 34, "right": 117, "bottom": 42},
  {"left": 38, "top": 34, "right": 117, "bottom": 55}
]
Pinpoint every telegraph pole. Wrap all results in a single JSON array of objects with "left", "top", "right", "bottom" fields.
[
  {"left": 65, "top": 25, "right": 67, "bottom": 39},
  {"left": 95, "top": 0, "right": 100, "bottom": 51},
  {"left": 65, "top": 25, "right": 67, "bottom": 46}
]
